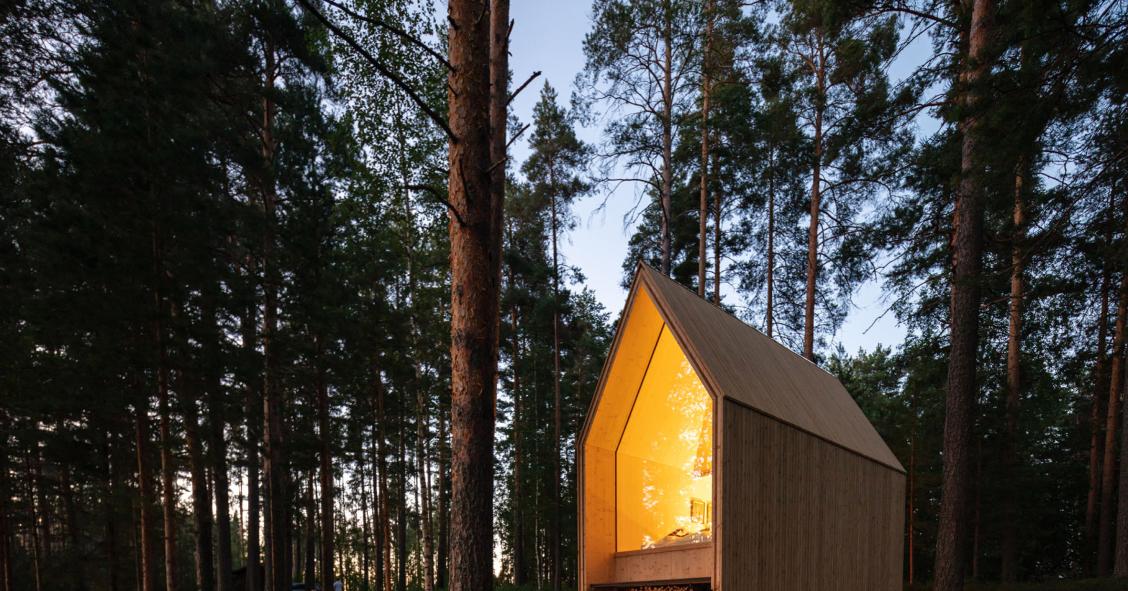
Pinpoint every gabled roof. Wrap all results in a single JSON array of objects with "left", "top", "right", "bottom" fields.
[{"left": 633, "top": 264, "right": 903, "bottom": 472}]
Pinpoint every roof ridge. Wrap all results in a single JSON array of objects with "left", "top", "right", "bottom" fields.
[{"left": 634, "top": 262, "right": 838, "bottom": 380}]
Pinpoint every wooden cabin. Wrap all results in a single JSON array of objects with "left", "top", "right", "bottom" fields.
[{"left": 578, "top": 264, "right": 905, "bottom": 591}]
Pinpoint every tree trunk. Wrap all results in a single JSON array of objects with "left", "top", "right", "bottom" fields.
[
  {"left": 509, "top": 290, "right": 527, "bottom": 586},
  {"left": 803, "top": 37, "right": 825, "bottom": 361},
  {"left": 659, "top": 5, "right": 673, "bottom": 277},
  {"left": 304, "top": 477, "right": 315, "bottom": 588},
  {"left": 242, "top": 298, "right": 261, "bottom": 591},
  {"left": 0, "top": 422, "right": 13, "bottom": 591},
  {"left": 24, "top": 451, "right": 43, "bottom": 591},
  {"left": 157, "top": 328, "right": 177, "bottom": 591},
  {"left": 259, "top": 40, "right": 288, "bottom": 591},
  {"left": 436, "top": 403, "right": 450, "bottom": 590},
  {"left": 765, "top": 147, "right": 775, "bottom": 337},
  {"left": 184, "top": 374, "right": 216, "bottom": 591},
  {"left": 392, "top": 413, "right": 405, "bottom": 591},
  {"left": 1000, "top": 162, "right": 1026, "bottom": 582},
  {"left": 206, "top": 299, "right": 233, "bottom": 591},
  {"left": 360, "top": 447, "right": 371, "bottom": 591},
  {"left": 932, "top": 1, "right": 994, "bottom": 589},
  {"left": 697, "top": 0, "right": 713, "bottom": 297},
  {"left": 136, "top": 399, "right": 158, "bottom": 591},
  {"left": 316, "top": 335, "right": 335, "bottom": 591},
  {"left": 1099, "top": 270, "right": 1127, "bottom": 574},
  {"left": 550, "top": 188, "right": 562, "bottom": 591},
  {"left": 907, "top": 435, "right": 915, "bottom": 585},
  {"left": 1110, "top": 269, "right": 1128, "bottom": 575},
  {"left": 712, "top": 150, "right": 721, "bottom": 304},
  {"left": 1087, "top": 198, "right": 1115, "bottom": 570},
  {"left": 372, "top": 361, "right": 393, "bottom": 591},
  {"left": 447, "top": 1, "right": 504, "bottom": 591}
]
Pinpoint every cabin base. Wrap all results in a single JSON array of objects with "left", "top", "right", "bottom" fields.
[{"left": 590, "top": 578, "right": 710, "bottom": 591}]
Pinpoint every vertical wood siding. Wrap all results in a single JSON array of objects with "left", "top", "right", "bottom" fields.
[{"left": 721, "top": 400, "right": 904, "bottom": 591}]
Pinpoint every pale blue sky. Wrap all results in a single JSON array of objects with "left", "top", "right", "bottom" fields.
[{"left": 504, "top": 1, "right": 940, "bottom": 356}]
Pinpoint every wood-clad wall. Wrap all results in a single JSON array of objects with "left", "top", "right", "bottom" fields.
[{"left": 720, "top": 400, "right": 904, "bottom": 591}]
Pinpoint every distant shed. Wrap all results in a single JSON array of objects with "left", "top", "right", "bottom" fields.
[{"left": 578, "top": 264, "right": 905, "bottom": 591}]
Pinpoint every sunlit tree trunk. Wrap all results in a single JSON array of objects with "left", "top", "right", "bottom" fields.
[{"left": 447, "top": 0, "right": 505, "bottom": 590}]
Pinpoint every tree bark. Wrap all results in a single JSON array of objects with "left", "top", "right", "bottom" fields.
[
  {"left": 999, "top": 162, "right": 1026, "bottom": 582},
  {"left": 1109, "top": 270, "right": 1128, "bottom": 575},
  {"left": 316, "top": 335, "right": 335, "bottom": 591},
  {"left": 207, "top": 330, "right": 234, "bottom": 591},
  {"left": 372, "top": 361, "right": 393, "bottom": 591},
  {"left": 509, "top": 278, "right": 527, "bottom": 586},
  {"left": 136, "top": 399, "right": 158, "bottom": 591},
  {"left": 259, "top": 39, "right": 288, "bottom": 591},
  {"left": 659, "top": 4, "right": 674, "bottom": 277},
  {"left": 1099, "top": 270, "right": 1127, "bottom": 574},
  {"left": 184, "top": 374, "right": 216, "bottom": 591},
  {"left": 550, "top": 187, "right": 562, "bottom": 591},
  {"left": 697, "top": 0, "right": 713, "bottom": 297},
  {"left": 157, "top": 324, "right": 177, "bottom": 591},
  {"left": 803, "top": 34, "right": 825, "bottom": 361},
  {"left": 1087, "top": 197, "right": 1115, "bottom": 569},
  {"left": 765, "top": 147, "right": 776, "bottom": 338},
  {"left": 242, "top": 297, "right": 261, "bottom": 591},
  {"left": 932, "top": 1, "right": 994, "bottom": 589},
  {"left": 436, "top": 401, "right": 450, "bottom": 590},
  {"left": 447, "top": 1, "right": 504, "bottom": 591}
]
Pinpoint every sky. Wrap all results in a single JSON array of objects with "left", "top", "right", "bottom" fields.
[{"left": 503, "top": 0, "right": 934, "bottom": 355}]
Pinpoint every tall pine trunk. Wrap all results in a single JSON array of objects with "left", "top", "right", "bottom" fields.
[
  {"left": 765, "top": 148, "right": 776, "bottom": 337},
  {"left": 932, "top": 1, "right": 994, "bottom": 589},
  {"left": 259, "top": 40, "right": 288, "bottom": 591},
  {"left": 316, "top": 335, "right": 334, "bottom": 591},
  {"left": 436, "top": 402, "right": 450, "bottom": 589},
  {"left": 509, "top": 277, "right": 527, "bottom": 586},
  {"left": 1088, "top": 196, "right": 1115, "bottom": 569},
  {"left": 447, "top": 1, "right": 505, "bottom": 590},
  {"left": 1099, "top": 271, "right": 1127, "bottom": 574},
  {"left": 697, "top": 0, "right": 713, "bottom": 297},
  {"left": 550, "top": 187, "right": 563, "bottom": 591},
  {"left": 1109, "top": 232, "right": 1128, "bottom": 575},
  {"left": 242, "top": 295, "right": 261, "bottom": 591},
  {"left": 184, "top": 373, "right": 216, "bottom": 591},
  {"left": 373, "top": 363, "right": 393, "bottom": 591},
  {"left": 1000, "top": 162, "right": 1026, "bottom": 582},
  {"left": 136, "top": 397, "right": 158, "bottom": 591},
  {"left": 659, "top": 6, "right": 673, "bottom": 276},
  {"left": 803, "top": 36, "right": 825, "bottom": 361},
  {"left": 207, "top": 314, "right": 234, "bottom": 591}
]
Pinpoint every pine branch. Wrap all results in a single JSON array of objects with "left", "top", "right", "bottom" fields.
[
  {"left": 294, "top": 0, "right": 455, "bottom": 142},
  {"left": 316, "top": 0, "right": 453, "bottom": 71}
]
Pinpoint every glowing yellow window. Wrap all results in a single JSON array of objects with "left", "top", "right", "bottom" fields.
[{"left": 616, "top": 325, "right": 713, "bottom": 552}]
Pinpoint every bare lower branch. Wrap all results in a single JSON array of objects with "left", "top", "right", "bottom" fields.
[
  {"left": 318, "top": 0, "right": 453, "bottom": 70},
  {"left": 507, "top": 70, "right": 542, "bottom": 107},
  {"left": 405, "top": 184, "right": 466, "bottom": 226},
  {"left": 295, "top": 0, "right": 455, "bottom": 142}
]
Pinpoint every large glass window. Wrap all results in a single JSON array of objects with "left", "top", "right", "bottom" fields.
[{"left": 616, "top": 326, "right": 713, "bottom": 552}]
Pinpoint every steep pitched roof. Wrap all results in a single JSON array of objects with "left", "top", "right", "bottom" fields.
[{"left": 634, "top": 264, "right": 903, "bottom": 472}]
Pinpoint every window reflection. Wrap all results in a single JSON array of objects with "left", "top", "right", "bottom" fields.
[{"left": 616, "top": 326, "right": 713, "bottom": 552}]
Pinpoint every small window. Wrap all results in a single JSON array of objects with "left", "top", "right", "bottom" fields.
[{"left": 616, "top": 326, "right": 713, "bottom": 552}]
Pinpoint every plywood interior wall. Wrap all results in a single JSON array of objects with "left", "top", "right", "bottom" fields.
[
  {"left": 720, "top": 400, "right": 904, "bottom": 591},
  {"left": 580, "top": 287, "right": 665, "bottom": 587}
]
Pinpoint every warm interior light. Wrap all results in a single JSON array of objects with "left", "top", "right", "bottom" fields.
[{"left": 616, "top": 326, "right": 713, "bottom": 552}]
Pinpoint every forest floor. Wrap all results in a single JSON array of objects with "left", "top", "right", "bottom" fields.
[{"left": 907, "top": 578, "right": 1127, "bottom": 591}]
